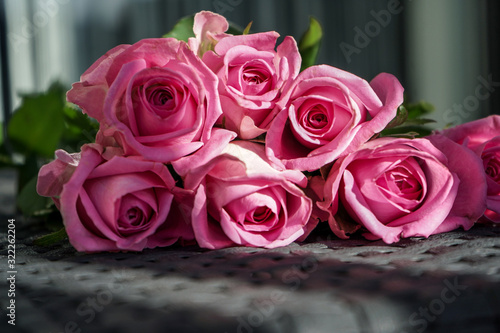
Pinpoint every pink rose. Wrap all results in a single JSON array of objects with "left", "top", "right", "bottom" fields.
[
  {"left": 188, "top": 11, "right": 231, "bottom": 57},
  {"left": 266, "top": 65, "right": 404, "bottom": 171},
  {"left": 317, "top": 137, "right": 486, "bottom": 243},
  {"left": 67, "top": 38, "right": 222, "bottom": 163},
  {"left": 203, "top": 32, "right": 301, "bottom": 139},
  {"left": 37, "top": 144, "right": 194, "bottom": 252},
  {"left": 435, "top": 115, "right": 500, "bottom": 222},
  {"left": 182, "top": 141, "right": 313, "bottom": 249}
]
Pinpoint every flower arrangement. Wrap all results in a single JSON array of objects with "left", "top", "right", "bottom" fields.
[{"left": 33, "top": 11, "right": 499, "bottom": 252}]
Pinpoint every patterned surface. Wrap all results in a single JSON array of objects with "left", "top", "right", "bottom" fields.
[{"left": 1, "top": 221, "right": 499, "bottom": 333}]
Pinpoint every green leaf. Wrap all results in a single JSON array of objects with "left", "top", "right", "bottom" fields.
[
  {"left": 16, "top": 153, "right": 39, "bottom": 195},
  {"left": 298, "top": 17, "right": 323, "bottom": 71},
  {"left": 0, "top": 122, "right": 3, "bottom": 146},
  {"left": 60, "top": 103, "right": 98, "bottom": 153},
  {"left": 163, "top": 15, "right": 195, "bottom": 41},
  {"left": 17, "top": 175, "right": 53, "bottom": 217},
  {"left": 7, "top": 83, "right": 66, "bottom": 158},
  {"left": 33, "top": 227, "right": 68, "bottom": 247},
  {"left": 379, "top": 125, "right": 433, "bottom": 138},
  {"left": 403, "top": 118, "right": 436, "bottom": 126},
  {"left": 404, "top": 100, "right": 435, "bottom": 119}
]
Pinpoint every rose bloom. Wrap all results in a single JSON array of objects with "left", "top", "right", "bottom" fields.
[
  {"left": 37, "top": 144, "right": 194, "bottom": 252},
  {"left": 67, "top": 38, "right": 222, "bottom": 163},
  {"left": 317, "top": 137, "right": 486, "bottom": 243},
  {"left": 434, "top": 115, "right": 500, "bottom": 222},
  {"left": 202, "top": 30, "right": 301, "bottom": 139},
  {"left": 181, "top": 141, "right": 313, "bottom": 249},
  {"left": 266, "top": 65, "right": 404, "bottom": 171}
]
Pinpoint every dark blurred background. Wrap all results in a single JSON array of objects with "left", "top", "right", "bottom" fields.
[{"left": 0, "top": 0, "right": 499, "bottom": 138}]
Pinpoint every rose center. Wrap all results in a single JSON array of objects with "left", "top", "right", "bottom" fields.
[
  {"left": 120, "top": 207, "right": 144, "bottom": 228},
  {"left": 146, "top": 85, "right": 174, "bottom": 108},
  {"left": 394, "top": 176, "right": 419, "bottom": 193},
  {"left": 380, "top": 166, "right": 423, "bottom": 200},
  {"left": 484, "top": 155, "right": 500, "bottom": 182},
  {"left": 116, "top": 192, "right": 155, "bottom": 234},
  {"left": 126, "top": 208, "right": 142, "bottom": 226},
  {"left": 249, "top": 206, "right": 273, "bottom": 223},
  {"left": 306, "top": 108, "right": 328, "bottom": 129},
  {"left": 243, "top": 68, "right": 268, "bottom": 85}
]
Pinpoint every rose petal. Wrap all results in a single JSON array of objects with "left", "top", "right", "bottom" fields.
[
  {"left": 436, "top": 115, "right": 500, "bottom": 150},
  {"left": 190, "top": 10, "right": 229, "bottom": 56},
  {"left": 37, "top": 150, "right": 80, "bottom": 199},
  {"left": 66, "top": 45, "right": 130, "bottom": 122},
  {"left": 191, "top": 182, "right": 235, "bottom": 249},
  {"left": 428, "top": 134, "right": 487, "bottom": 231},
  {"left": 172, "top": 128, "right": 237, "bottom": 177},
  {"left": 213, "top": 32, "right": 280, "bottom": 55}
]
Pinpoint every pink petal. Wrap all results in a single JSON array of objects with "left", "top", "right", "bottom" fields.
[
  {"left": 190, "top": 11, "right": 229, "bottom": 56},
  {"left": 428, "top": 135, "right": 487, "bottom": 231},
  {"left": 37, "top": 150, "right": 80, "bottom": 198},
  {"left": 213, "top": 32, "right": 280, "bottom": 56},
  {"left": 437, "top": 115, "right": 500, "bottom": 149},
  {"left": 59, "top": 147, "right": 120, "bottom": 252},
  {"left": 276, "top": 36, "right": 301, "bottom": 85},
  {"left": 172, "top": 128, "right": 237, "bottom": 177},
  {"left": 66, "top": 44, "right": 130, "bottom": 122},
  {"left": 191, "top": 182, "right": 235, "bottom": 249},
  {"left": 346, "top": 72, "right": 404, "bottom": 155}
]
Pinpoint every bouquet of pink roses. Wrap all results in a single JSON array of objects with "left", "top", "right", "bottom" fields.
[{"left": 36, "top": 11, "right": 499, "bottom": 252}]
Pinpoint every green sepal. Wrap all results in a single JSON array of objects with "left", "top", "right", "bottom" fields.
[
  {"left": 242, "top": 21, "right": 253, "bottom": 35},
  {"left": 380, "top": 101, "right": 436, "bottom": 138},
  {"left": 384, "top": 105, "right": 409, "bottom": 129}
]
